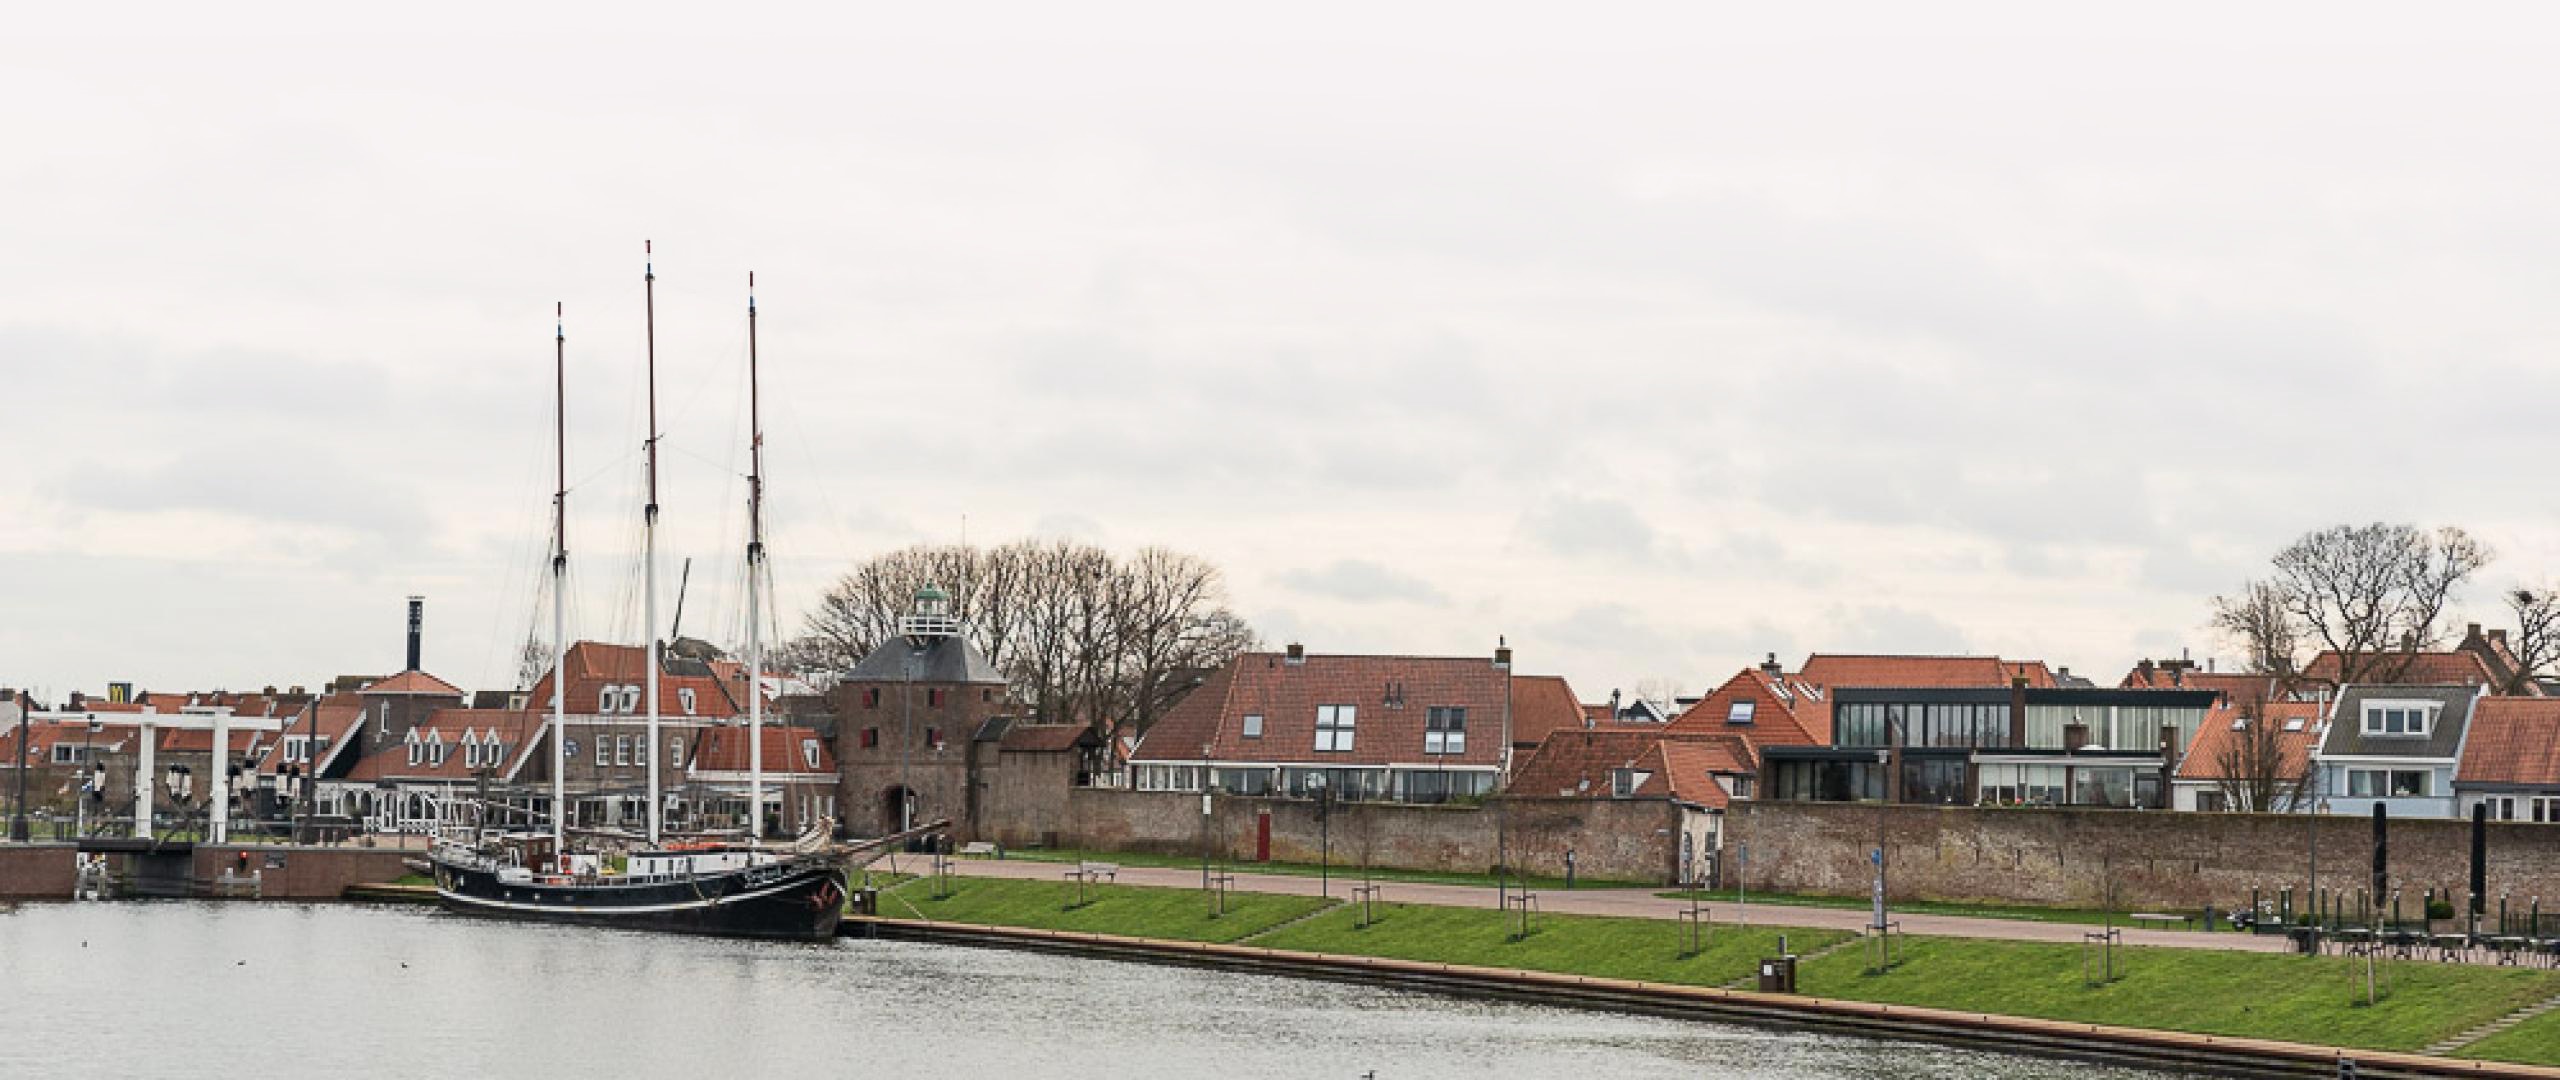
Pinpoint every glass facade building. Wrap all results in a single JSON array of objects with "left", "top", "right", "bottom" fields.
[{"left": 1764, "top": 687, "right": 2216, "bottom": 808}]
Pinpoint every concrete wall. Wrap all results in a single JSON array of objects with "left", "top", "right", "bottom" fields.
[
  {"left": 988, "top": 789, "right": 1686, "bottom": 884},
  {"left": 1726, "top": 800, "right": 2560, "bottom": 910}
]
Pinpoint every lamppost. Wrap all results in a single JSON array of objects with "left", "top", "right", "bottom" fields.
[
  {"left": 9, "top": 690, "right": 29, "bottom": 842},
  {"left": 1306, "top": 771, "right": 1331, "bottom": 899},
  {"left": 76, "top": 714, "right": 101, "bottom": 837}
]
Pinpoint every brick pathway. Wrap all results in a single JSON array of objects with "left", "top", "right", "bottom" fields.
[{"left": 910, "top": 856, "right": 2294, "bottom": 953}]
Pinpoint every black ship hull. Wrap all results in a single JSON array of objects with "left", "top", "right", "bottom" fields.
[{"left": 429, "top": 853, "right": 847, "bottom": 941}]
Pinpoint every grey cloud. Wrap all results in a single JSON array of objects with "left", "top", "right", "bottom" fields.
[
  {"left": 1826, "top": 605, "right": 1972, "bottom": 655},
  {"left": 1272, "top": 559, "right": 1450, "bottom": 607}
]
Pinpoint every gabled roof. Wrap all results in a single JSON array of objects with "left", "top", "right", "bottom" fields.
[
  {"left": 1508, "top": 675, "right": 1593, "bottom": 746},
  {"left": 526, "top": 642, "right": 740, "bottom": 720},
  {"left": 342, "top": 708, "right": 541, "bottom": 783},
  {"left": 1668, "top": 668, "right": 1829, "bottom": 745},
  {"left": 1129, "top": 651, "right": 1512, "bottom": 769},
  {"left": 1797, "top": 654, "right": 2051, "bottom": 690},
  {"left": 2316, "top": 685, "right": 2482, "bottom": 760},
  {"left": 2177, "top": 702, "right": 2322, "bottom": 782},
  {"left": 2302, "top": 650, "right": 2504, "bottom": 690},
  {"left": 155, "top": 728, "right": 266, "bottom": 756},
  {"left": 0, "top": 718, "right": 135, "bottom": 761},
  {"left": 688, "top": 724, "right": 835, "bottom": 777},
  {"left": 2121, "top": 665, "right": 2292, "bottom": 708},
  {"left": 362, "top": 670, "right": 466, "bottom": 697},
  {"left": 2458, "top": 698, "right": 2560, "bottom": 788},
  {"left": 252, "top": 696, "right": 367, "bottom": 777},
  {"left": 1507, "top": 729, "right": 1756, "bottom": 809}
]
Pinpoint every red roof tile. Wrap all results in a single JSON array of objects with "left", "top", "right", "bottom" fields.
[
  {"left": 1797, "top": 654, "right": 2051, "bottom": 690},
  {"left": 363, "top": 670, "right": 466, "bottom": 697},
  {"left": 527, "top": 642, "right": 740, "bottom": 720},
  {"left": 689, "top": 724, "right": 834, "bottom": 777},
  {"left": 1668, "top": 668, "right": 1830, "bottom": 745},
  {"left": 2301, "top": 650, "right": 2502, "bottom": 688},
  {"left": 2459, "top": 698, "right": 2560, "bottom": 788},
  {"left": 2176, "top": 702, "right": 2322, "bottom": 782},
  {"left": 1508, "top": 675, "right": 1593, "bottom": 746},
  {"left": 2120, "top": 666, "right": 2291, "bottom": 708},
  {"left": 1131, "top": 652, "right": 1512, "bottom": 769},
  {"left": 1508, "top": 729, "right": 1755, "bottom": 808}
]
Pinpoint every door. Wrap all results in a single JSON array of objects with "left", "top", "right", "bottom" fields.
[{"left": 1255, "top": 809, "right": 1272, "bottom": 862}]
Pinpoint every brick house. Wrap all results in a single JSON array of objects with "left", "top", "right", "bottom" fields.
[
  {"left": 2455, "top": 696, "right": 2560, "bottom": 822},
  {"left": 1125, "top": 641, "right": 1522, "bottom": 803},
  {"left": 1509, "top": 728, "right": 1756, "bottom": 884},
  {"left": 2171, "top": 701, "right": 2323, "bottom": 812}
]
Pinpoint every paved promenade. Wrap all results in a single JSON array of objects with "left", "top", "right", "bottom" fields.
[{"left": 889, "top": 855, "right": 2292, "bottom": 953}]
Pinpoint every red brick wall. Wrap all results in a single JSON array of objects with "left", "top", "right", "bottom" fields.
[
  {"left": 0, "top": 844, "right": 77, "bottom": 898},
  {"left": 1027, "top": 789, "right": 1684, "bottom": 884},
  {"left": 189, "top": 845, "right": 414, "bottom": 899},
  {"left": 1726, "top": 801, "right": 2560, "bottom": 911}
]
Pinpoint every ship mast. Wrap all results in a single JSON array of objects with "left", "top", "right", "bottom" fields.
[
  {"left": 551, "top": 301, "right": 569, "bottom": 859},
  {"left": 643, "top": 241, "right": 663, "bottom": 846},
  {"left": 745, "top": 270, "right": 765, "bottom": 841}
]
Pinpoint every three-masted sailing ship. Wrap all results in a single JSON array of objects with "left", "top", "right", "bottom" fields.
[{"left": 429, "top": 249, "right": 919, "bottom": 940}]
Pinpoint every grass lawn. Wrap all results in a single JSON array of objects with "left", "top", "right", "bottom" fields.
[
  {"left": 1249, "top": 900, "right": 1849, "bottom": 989},
  {"left": 1657, "top": 887, "right": 2229, "bottom": 932},
  {"left": 2457, "top": 1004, "right": 2560, "bottom": 1064},
  {"left": 882, "top": 876, "right": 1335, "bottom": 944},
  {"left": 1000, "top": 846, "right": 1639, "bottom": 891},
  {"left": 1794, "top": 934, "right": 2560, "bottom": 1057}
]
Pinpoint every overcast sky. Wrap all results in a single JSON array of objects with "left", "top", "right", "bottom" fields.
[{"left": 8, "top": 3, "right": 2560, "bottom": 704}]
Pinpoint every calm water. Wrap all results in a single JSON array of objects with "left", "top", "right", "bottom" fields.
[{"left": 0, "top": 903, "right": 2178, "bottom": 1079}]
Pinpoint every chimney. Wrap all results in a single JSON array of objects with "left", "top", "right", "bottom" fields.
[
  {"left": 1493, "top": 636, "right": 1512, "bottom": 671},
  {"left": 406, "top": 596, "right": 424, "bottom": 672},
  {"left": 1760, "top": 652, "right": 1784, "bottom": 678},
  {"left": 1284, "top": 642, "right": 1305, "bottom": 665},
  {"left": 2063, "top": 722, "right": 2090, "bottom": 752},
  {"left": 1609, "top": 688, "right": 1622, "bottom": 717}
]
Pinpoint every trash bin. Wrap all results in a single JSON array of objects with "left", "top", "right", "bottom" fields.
[{"left": 1757, "top": 955, "right": 1798, "bottom": 993}]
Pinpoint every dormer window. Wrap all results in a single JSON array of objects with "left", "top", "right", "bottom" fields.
[
  {"left": 2362, "top": 701, "right": 2433, "bottom": 737},
  {"left": 1314, "top": 705, "right": 1356, "bottom": 753},
  {"left": 620, "top": 686, "right": 641, "bottom": 714},
  {"left": 1611, "top": 768, "right": 1650, "bottom": 797},
  {"left": 1424, "top": 707, "right": 1465, "bottom": 754},
  {"left": 801, "top": 739, "right": 821, "bottom": 770},
  {"left": 679, "top": 688, "right": 697, "bottom": 715},
  {"left": 403, "top": 730, "right": 422, "bottom": 767}
]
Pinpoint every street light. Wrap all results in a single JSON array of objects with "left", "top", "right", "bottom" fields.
[{"left": 1306, "top": 771, "right": 1331, "bottom": 899}]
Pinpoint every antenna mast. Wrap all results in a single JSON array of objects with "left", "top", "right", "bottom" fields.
[
  {"left": 745, "top": 270, "right": 765, "bottom": 841},
  {"left": 551, "top": 301, "right": 569, "bottom": 860},
  {"left": 643, "top": 241, "right": 664, "bottom": 846}
]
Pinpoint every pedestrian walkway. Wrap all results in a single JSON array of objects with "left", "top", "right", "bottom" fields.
[{"left": 921, "top": 857, "right": 2294, "bottom": 953}]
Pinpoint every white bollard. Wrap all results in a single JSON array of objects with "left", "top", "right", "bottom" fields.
[
  {"left": 135, "top": 720, "right": 155, "bottom": 839},
  {"left": 210, "top": 712, "right": 229, "bottom": 844}
]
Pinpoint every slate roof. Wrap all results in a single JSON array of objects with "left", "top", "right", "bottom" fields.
[
  {"left": 2316, "top": 685, "right": 2482, "bottom": 760},
  {"left": 2457, "top": 698, "right": 2560, "bottom": 788},
  {"left": 846, "top": 634, "right": 1007, "bottom": 685},
  {"left": 343, "top": 709, "right": 541, "bottom": 782},
  {"left": 2176, "top": 702, "right": 2322, "bottom": 782},
  {"left": 252, "top": 696, "right": 368, "bottom": 777},
  {"left": 1129, "top": 651, "right": 1512, "bottom": 769}
]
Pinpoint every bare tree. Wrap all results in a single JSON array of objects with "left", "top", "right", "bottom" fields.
[
  {"left": 2505, "top": 586, "right": 2560, "bottom": 694},
  {"left": 1630, "top": 677, "right": 1687, "bottom": 713},
  {"left": 792, "top": 539, "right": 1257, "bottom": 732},
  {"left": 2211, "top": 580, "right": 2302, "bottom": 675},
  {"left": 2210, "top": 705, "right": 2314, "bottom": 812},
  {"left": 2216, "top": 523, "right": 2490, "bottom": 684}
]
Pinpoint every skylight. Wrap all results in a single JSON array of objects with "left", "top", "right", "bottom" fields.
[{"left": 1727, "top": 701, "right": 1755, "bottom": 724}]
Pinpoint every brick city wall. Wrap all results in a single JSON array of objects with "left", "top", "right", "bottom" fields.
[
  {"left": 1726, "top": 801, "right": 2560, "bottom": 910},
  {"left": 0, "top": 844, "right": 77, "bottom": 898},
  {"left": 1001, "top": 789, "right": 1685, "bottom": 884},
  {"left": 188, "top": 845, "right": 415, "bottom": 899}
]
